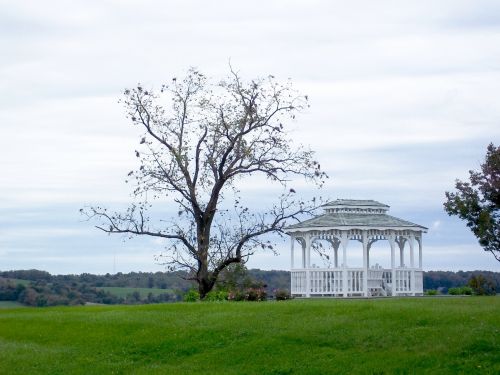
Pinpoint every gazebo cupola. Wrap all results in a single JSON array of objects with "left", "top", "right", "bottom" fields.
[{"left": 284, "top": 199, "right": 427, "bottom": 298}]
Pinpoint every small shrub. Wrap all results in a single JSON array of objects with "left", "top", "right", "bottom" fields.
[
  {"left": 205, "top": 290, "right": 228, "bottom": 301},
  {"left": 227, "top": 288, "right": 266, "bottom": 301},
  {"left": 425, "top": 289, "right": 438, "bottom": 295},
  {"left": 448, "top": 286, "right": 474, "bottom": 295},
  {"left": 184, "top": 289, "right": 200, "bottom": 302},
  {"left": 274, "top": 289, "right": 291, "bottom": 300},
  {"left": 227, "top": 290, "right": 245, "bottom": 301},
  {"left": 245, "top": 287, "right": 267, "bottom": 301},
  {"left": 460, "top": 286, "right": 473, "bottom": 295}
]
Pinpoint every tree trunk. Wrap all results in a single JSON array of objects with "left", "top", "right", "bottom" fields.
[
  {"left": 197, "top": 256, "right": 217, "bottom": 299},
  {"left": 198, "top": 275, "right": 214, "bottom": 300},
  {"left": 196, "top": 222, "right": 215, "bottom": 299}
]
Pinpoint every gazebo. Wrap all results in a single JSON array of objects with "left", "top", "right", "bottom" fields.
[{"left": 284, "top": 199, "right": 427, "bottom": 297}]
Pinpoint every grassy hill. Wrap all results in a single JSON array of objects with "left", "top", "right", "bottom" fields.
[{"left": 0, "top": 298, "right": 498, "bottom": 374}]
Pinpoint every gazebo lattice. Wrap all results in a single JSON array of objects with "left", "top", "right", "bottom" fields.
[{"left": 284, "top": 199, "right": 427, "bottom": 297}]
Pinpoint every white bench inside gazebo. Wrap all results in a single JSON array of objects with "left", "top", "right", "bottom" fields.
[{"left": 284, "top": 199, "right": 427, "bottom": 297}]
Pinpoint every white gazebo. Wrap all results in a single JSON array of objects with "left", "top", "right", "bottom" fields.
[{"left": 284, "top": 199, "right": 427, "bottom": 297}]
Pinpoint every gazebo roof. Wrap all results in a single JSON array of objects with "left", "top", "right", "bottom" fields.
[
  {"left": 285, "top": 199, "right": 427, "bottom": 232},
  {"left": 323, "top": 199, "right": 389, "bottom": 209}
]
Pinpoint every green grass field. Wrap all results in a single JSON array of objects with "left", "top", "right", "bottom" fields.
[
  {"left": 0, "top": 297, "right": 498, "bottom": 374},
  {"left": 0, "top": 301, "right": 26, "bottom": 309},
  {"left": 99, "top": 286, "right": 174, "bottom": 298}
]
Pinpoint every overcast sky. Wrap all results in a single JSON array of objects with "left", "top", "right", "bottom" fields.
[{"left": 1, "top": 0, "right": 500, "bottom": 274}]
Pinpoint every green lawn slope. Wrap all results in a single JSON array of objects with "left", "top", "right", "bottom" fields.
[{"left": 0, "top": 298, "right": 498, "bottom": 374}]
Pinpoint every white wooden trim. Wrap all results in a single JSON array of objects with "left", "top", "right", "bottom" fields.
[{"left": 284, "top": 226, "right": 427, "bottom": 233}]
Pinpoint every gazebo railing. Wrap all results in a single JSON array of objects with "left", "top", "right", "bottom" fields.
[
  {"left": 393, "top": 269, "right": 423, "bottom": 294},
  {"left": 291, "top": 268, "right": 423, "bottom": 296},
  {"left": 310, "top": 269, "right": 344, "bottom": 294},
  {"left": 291, "top": 268, "right": 365, "bottom": 295},
  {"left": 414, "top": 270, "right": 423, "bottom": 291},
  {"left": 291, "top": 270, "right": 307, "bottom": 294},
  {"left": 347, "top": 269, "right": 364, "bottom": 293}
]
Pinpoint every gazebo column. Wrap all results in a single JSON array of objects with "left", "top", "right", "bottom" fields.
[
  {"left": 389, "top": 235, "right": 396, "bottom": 296},
  {"left": 367, "top": 239, "right": 376, "bottom": 269},
  {"left": 333, "top": 240, "right": 339, "bottom": 268},
  {"left": 341, "top": 232, "right": 349, "bottom": 297},
  {"left": 305, "top": 233, "right": 311, "bottom": 298},
  {"left": 409, "top": 235, "right": 415, "bottom": 268},
  {"left": 398, "top": 237, "right": 405, "bottom": 267},
  {"left": 326, "top": 237, "right": 340, "bottom": 268},
  {"left": 290, "top": 235, "right": 295, "bottom": 270},
  {"left": 327, "top": 238, "right": 340, "bottom": 268},
  {"left": 409, "top": 235, "right": 415, "bottom": 296},
  {"left": 418, "top": 236, "right": 423, "bottom": 269},
  {"left": 301, "top": 239, "right": 306, "bottom": 268},
  {"left": 307, "top": 235, "right": 311, "bottom": 268},
  {"left": 362, "top": 231, "right": 369, "bottom": 297}
]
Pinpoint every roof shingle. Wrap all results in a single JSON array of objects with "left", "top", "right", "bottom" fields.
[{"left": 286, "top": 212, "right": 427, "bottom": 231}]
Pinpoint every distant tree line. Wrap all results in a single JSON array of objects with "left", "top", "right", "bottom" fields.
[
  {"left": 0, "top": 270, "right": 192, "bottom": 306},
  {"left": 0, "top": 269, "right": 193, "bottom": 290},
  {"left": 423, "top": 270, "right": 499, "bottom": 293},
  {"left": 0, "top": 278, "right": 122, "bottom": 307},
  {"left": 0, "top": 269, "right": 497, "bottom": 306}
]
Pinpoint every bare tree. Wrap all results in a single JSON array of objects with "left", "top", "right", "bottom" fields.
[{"left": 83, "top": 68, "right": 326, "bottom": 298}]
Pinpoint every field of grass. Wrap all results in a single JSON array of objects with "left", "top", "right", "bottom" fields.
[
  {"left": 0, "top": 301, "right": 26, "bottom": 309},
  {"left": 0, "top": 297, "right": 498, "bottom": 374},
  {"left": 99, "top": 286, "right": 173, "bottom": 298}
]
